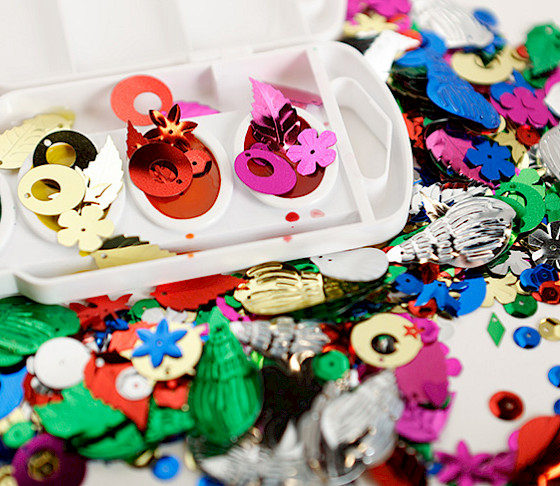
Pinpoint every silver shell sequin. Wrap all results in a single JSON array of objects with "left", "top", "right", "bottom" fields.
[
  {"left": 411, "top": 0, "right": 494, "bottom": 49},
  {"left": 197, "top": 371, "right": 403, "bottom": 486},
  {"left": 299, "top": 370, "right": 403, "bottom": 484},
  {"left": 388, "top": 197, "right": 516, "bottom": 268},
  {"left": 230, "top": 317, "right": 329, "bottom": 362}
]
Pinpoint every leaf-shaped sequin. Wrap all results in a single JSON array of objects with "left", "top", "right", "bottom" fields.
[
  {"left": 249, "top": 78, "right": 300, "bottom": 149},
  {"left": 250, "top": 78, "right": 291, "bottom": 125},
  {"left": 126, "top": 121, "right": 148, "bottom": 158},
  {"left": 76, "top": 136, "right": 123, "bottom": 210},
  {"left": 92, "top": 244, "right": 176, "bottom": 269},
  {"left": 0, "top": 113, "right": 74, "bottom": 169}
]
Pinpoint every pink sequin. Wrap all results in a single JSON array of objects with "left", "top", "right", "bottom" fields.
[
  {"left": 365, "top": 0, "right": 411, "bottom": 18},
  {"left": 496, "top": 87, "right": 558, "bottom": 128},
  {"left": 287, "top": 128, "right": 337, "bottom": 176}
]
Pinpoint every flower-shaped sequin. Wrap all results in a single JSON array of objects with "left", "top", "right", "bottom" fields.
[
  {"left": 495, "top": 87, "right": 558, "bottom": 128},
  {"left": 529, "top": 221, "right": 560, "bottom": 270},
  {"left": 465, "top": 140, "right": 515, "bottom": 182},
  {"left": 489, "top": 249, "right": 532, "bottom": 276},
  {"left": 57, "top": 205, "right": 114, "bottom": 252},
  {"left": 481, "top": 274, "right": 518, "bottom": 307},
  {"left": 131, "top": 319, "right": 187, "bottom": 367},
  {"left": 287, "top": 128, "right": 337, "bottom": 176}
]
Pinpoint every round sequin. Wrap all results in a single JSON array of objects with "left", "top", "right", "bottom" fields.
[
  {"left": 538, "top": 317, "right": 560, "bottom": 341},
  {"left": 489, "top": 391, "right": 524, "bottom": 420},
  {"left": 152, "top": 455, "right": 180, "bottom": 480},
  {"left": 513, "top": 326, "right": 541, "bottom": 349},
  {"left": 554, "top": 399, "right": 560, "bottom": 415},
  {"left": 129, "top": 143, "right": 193, "bottom": 198},
  {"left": 516, "top": 124, "right": 541, "bottom": 146},
  {"left": 548, "top": 366, "right": 560, "bottom": 387},
  {"left": 350, "top": 313, "right": 423, "bottom": 368},
  {"left": 33, "top": 130, "right": 97, "bottom": 170}
]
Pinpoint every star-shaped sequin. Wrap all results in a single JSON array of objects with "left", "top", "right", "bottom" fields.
[
  {"left": 436, "top": 441, "right": 493, "bottom": 486},
  {"left": 404, "top": 322, "right": 422, "bottom": 338},
  {"left": 132, "top": 319, "right": 187, "bottom": 367}
]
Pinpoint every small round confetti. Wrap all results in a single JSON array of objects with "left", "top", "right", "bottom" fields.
[
  {"left": 489, "top": 391, "right": 524, "bottom": 420},
  {"left": 548, "top": 366, "right": 560, "bottom": 388},
  {"left": 152, "top": 455, "right": 180, "bottom": 480},
  {"left": 554, "top": 399, "right": 560, "bottom": 415},
  {"left": 513, "top": 326, "right": 541, "bottom": 349}
]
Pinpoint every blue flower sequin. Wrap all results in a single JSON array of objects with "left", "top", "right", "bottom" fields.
[{"left": 465, "top": 141, "right": 515, "bottom": 181}]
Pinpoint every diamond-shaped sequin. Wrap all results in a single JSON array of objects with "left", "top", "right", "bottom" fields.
[{"left": 487, "top": 313, "right": 505, "bottom": 346}]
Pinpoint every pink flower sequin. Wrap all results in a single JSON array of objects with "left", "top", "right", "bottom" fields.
[
  {"left": 287, "top": 128, "right": 337, "bottom": 176},
  {"left": 495, "top": 87, "right": 558, "bottom": 128}
]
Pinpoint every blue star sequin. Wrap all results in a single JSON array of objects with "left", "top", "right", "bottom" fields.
[
  {"left": 132, "top": 319, "right": 187, "bottom": 367},
  {"left": 465, "top": 140, "right": 515, "bottom": 181}
]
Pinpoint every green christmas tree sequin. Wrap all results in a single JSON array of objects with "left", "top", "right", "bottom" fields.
[{"left": 188, "top": 308, "right": 263, "bottom": 445}]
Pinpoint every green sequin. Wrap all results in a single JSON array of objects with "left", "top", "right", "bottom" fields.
[
  {"left": 188, "top": 308, "right": 263, "bottom": 445},
  {"left": 526, "top": 24, "right": 560, "bottom": 76},
  {"left": 504, "top": 294, "right": 538, "bottom": 318},
  {"left": 0, "top": 297, "right": 80, "bottom": 366},
  {"left": 312, "top": 350, "right": 349, "bottom": 383}
]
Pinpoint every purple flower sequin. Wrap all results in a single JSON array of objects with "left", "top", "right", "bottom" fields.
[{"left": 494, "top": 87, "right": 558, "bottom": 128}]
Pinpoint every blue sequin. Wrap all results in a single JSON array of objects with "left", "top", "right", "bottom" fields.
[
  {"left": 490, "top": 71, "right": 533, "bottom": 101},
  {"left": 513, "top": 326, "right": 541, "bottom": 349},
  {"left": 152, "top": 455, "right": 180, "bottom": 480},
  {"left": 0, "top": 366, "right": 26, "bottom": 419},
  {"left": 397, "top": 32, "right": 500, "bottom": 129},
  {"left": 519, "top": 264, "right": 558, "bottom": 291},
  {"left": 549, "top": 366, "right": 560, "bottom": 387},
  {"left": 132, "top": 319, "right": 186, "bottom": 367},
  {"left": 465, "top": 141, "right": 515, "bottom": 181},
  {"left": 395, "top": 273, "right": 425, "bottom": 295}
]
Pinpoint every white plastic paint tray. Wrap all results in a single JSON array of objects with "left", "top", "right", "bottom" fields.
[{"left": 0, "top": 0, "right": 413, "bottom": 303}]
